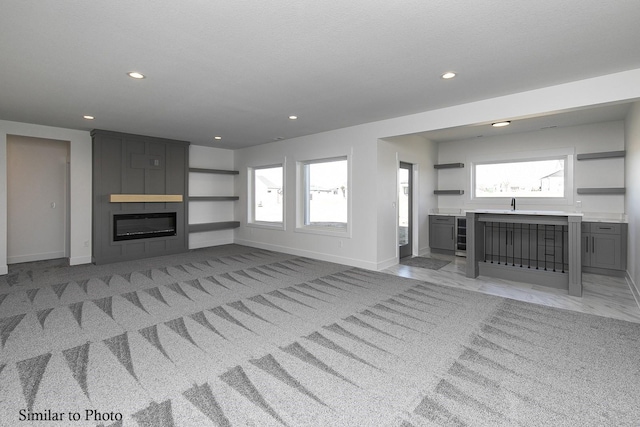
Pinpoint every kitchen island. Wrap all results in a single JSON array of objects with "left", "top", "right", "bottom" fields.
[{"left": 465, "top": 210, "right": 583, "bottom": 296}]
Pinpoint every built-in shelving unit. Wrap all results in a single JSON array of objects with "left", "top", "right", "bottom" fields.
[
  {"left": 434, "top": 163, "right": 464, "bottom": 169},
  {"left": 434, "top": 190, "right": 464, "bottom": 195},
  {"left": 188, "top": 168, "right": 239, "bottom": 232}
]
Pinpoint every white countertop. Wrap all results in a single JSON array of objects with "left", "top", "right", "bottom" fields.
[{"left": 429, "top": 210, "right": 627, "bottom": 223}]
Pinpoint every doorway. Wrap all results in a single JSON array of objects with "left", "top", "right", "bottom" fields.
[
  {"left": 398, "top": 162, "right": 413, "bottom": 259},
  {"left": 7, "top": 135, "right": 70, "bottom": 264}
]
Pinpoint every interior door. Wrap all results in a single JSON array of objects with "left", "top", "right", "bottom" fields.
[{"left": 399, "top": 162, "right": 413, "bottom": 259}]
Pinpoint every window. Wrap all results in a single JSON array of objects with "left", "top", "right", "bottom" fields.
[
  {"left": 251, "top": 165, "right": 283, "bottom": 225},
  {"left": 301, "top": 157, "right": 348, "bottom": 231},
  {"left": 474, "top": 158, "right": 566, "bottom": 198}
]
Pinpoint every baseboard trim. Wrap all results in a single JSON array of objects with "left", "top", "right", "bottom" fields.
[
  {"left": 0, "top": 264, "right": 7, "bottom": 275},
  {"left": 376, "top": 256, "right": 398, "bottom": 271},
  {"left": 234, "top": 238, "right": 378, "bottom": 270},
  {"left": 626, "top": 271, "right": 640, "bottom": 311},
  {"left": 69, "top": 256, "right": 92, "bottom": 266},
  {"left": 8, "top": 251, "right": 66, "bottom": 265}
]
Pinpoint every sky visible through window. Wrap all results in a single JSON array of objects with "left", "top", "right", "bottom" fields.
[
  {"left": 306, "top": 159, "right": 347, "bottom": 226},
  {"left": 475, "top": 159, "right": 565, "bottom": 197}
]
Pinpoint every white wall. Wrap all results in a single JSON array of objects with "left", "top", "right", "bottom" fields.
[
  {"left": 377, "top": 135, "right": 438, "bottom": 268},
  {"left": 625, "top": 101, "right": 640, "bottom": 291},
  {"left": 234, "top": 128, "right": 379, "bottom": 269},
  {"left": 436, "top": 121, "right": 626, "bottom": 214},
  {"left": 188, "top": 145, "right": 236, "bottom": 249},
  {"left": 1, "top": 120, "right": 92, "bottom": 274},
  {"left": 7, "top": 136, "right": 69, "bottom": 263}
]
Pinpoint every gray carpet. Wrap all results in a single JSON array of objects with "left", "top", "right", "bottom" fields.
[
  {"left": 1, "top": 244, "right": 638, "bottom": 426},
  {"left": 400, "top": 256, "right": 450, "bottom": 270}
]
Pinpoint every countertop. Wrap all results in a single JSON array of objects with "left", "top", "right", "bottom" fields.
[{"left": 429, "top": 210, "right": 627, "bottom": 223}]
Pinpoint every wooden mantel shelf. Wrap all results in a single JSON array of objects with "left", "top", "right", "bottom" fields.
[{"left": 110, "top": 194, "right": 183, "bottom": 203}]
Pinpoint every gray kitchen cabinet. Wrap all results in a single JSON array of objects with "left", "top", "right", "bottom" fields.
[
  {"left": 582, "top": 222, "right": 627, "bottom": 276},
  {"left": 429, "top": 216, "right": 455, "bottom": 253}
]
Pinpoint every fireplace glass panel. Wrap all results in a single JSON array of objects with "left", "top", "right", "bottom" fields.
[{"left": 113, "top": 212, "right": 177, "bottom": 241}]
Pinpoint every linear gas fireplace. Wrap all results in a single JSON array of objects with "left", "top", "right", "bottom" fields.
[{"left": 113, "top": 212, "right": 177, "bottom": 241}]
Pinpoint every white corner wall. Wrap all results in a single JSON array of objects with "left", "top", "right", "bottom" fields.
[
  {"left": 625, "top": 101, "right": 640, "bottom": 292},
  {"left": 188, "top": 145, "right": 236, "bottom": 249},
  {"left": 1, "top": 120, "right": 92, "bottom": 274}
]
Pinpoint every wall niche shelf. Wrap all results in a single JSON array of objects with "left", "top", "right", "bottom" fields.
[
  {"left": 434, "top": 190, "right": 464, "bottom": 195},
  {"left": 189, "top": 221, "right": 240, "bottom": 232},
  {"left": 188, "top": 167, "right": 239, "bottom": 235},
  {"left": 434, "top": 163, "right": 464, "bottom": 169},
  {"left": 189, "top": 196, "right": 239, "bottom": 201},
  {"left": 189, "top": 167, "right": 239, "bottom": 175},
  {"left": 576, "top": 151, "right": 625, "bottom": 161},
  {"left": 576, "top": 188, "right": 625, "bottom": 195}
]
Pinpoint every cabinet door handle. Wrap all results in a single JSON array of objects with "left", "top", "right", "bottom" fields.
[
  {"left": 592, "top": 236, "right": 595, "bottom": 253},
  {"left": 585, "top": 236, "right": 588, "bottom": 253}
]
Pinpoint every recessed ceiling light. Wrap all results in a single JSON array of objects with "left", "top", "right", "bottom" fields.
[
  {"left": 288, "top": 115, "right": 298, "bottom": 120},
  {"left": 127, "top": 71, "right": 145, "bottom": 79},
  {"left": 441, "top": 71, "right": 456, "bottom": 79},
  {"left": 214, "top": 136, "right": 222, "bottom": 140},
  {"left": 492, "top": 121, "right": 511, "bottom": 127},
  {"left": 83, "top": 115, "right": 95, "bottom": 120}
]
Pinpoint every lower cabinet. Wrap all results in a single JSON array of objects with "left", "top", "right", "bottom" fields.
[
  {"left": 582, "top": 222, "right": 627, "bottom": 276},
  {"left": 429, "top": 216, "right": 455, "bottom": 253}
]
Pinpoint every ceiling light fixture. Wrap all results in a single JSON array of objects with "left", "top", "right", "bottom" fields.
[
  {"left": 288, "top": 115, "right": 298, "bottom": 120},
  {"left": 214, "top": 136, "right": 222, "bottom": 140},
  {"left": 83, "top": 115, "right": 95, "bottom": 120},
  {"left": 441, "top": 71, "right": 456, "bottom": 79},
  {"left": 492, "top": 121, "right": 511, "bottom": 127},
  {"left": 127, "top": 71, "right": 145, "bottom": 79}
]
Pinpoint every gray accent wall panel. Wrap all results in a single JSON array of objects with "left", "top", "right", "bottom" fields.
[{"left": 92, "top": 130, "right": 190, "bottom": 264}]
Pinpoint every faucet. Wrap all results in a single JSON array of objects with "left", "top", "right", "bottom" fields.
[{"left": 510, "top": 198, "right": 516, "bottom": 211}]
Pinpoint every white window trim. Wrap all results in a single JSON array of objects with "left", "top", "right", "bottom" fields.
[
  {"left": 247, "top": 161, "right": 285, "bottom": 230},
  {"left": 295, "top": 153, "right": 352, "bottom": 237},
  {"left": 467, "top": 148, "right": 575, "bottom": 208}
]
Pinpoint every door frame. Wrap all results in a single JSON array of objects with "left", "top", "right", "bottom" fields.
[{"left": 399, "top": 161, "right": 413, "bottom": 259}]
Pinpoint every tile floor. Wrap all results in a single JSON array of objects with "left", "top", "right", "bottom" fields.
[{"left": 385, "top": 253, "right": 640, "bottom": 324}]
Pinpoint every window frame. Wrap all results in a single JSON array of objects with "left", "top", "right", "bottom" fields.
[
  {"left": 248, "top": 162, "right": 285, "bottom": 229},
  {"left": 468, "top": 149, "right": 574, "bottom": 208},
  {"left": 295, "top": 155, "right": 351, "bottom": 237}
]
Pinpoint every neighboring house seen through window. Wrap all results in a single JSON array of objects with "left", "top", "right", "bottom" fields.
[
  {"left": 474, "top": 158, "right": 566, "bottom": 198},
  {"left": 252, "top": 165, "right": 283, "bottom": 225},
  {"left": 302, "top": 157, "right": 348, "bottom": 230}
]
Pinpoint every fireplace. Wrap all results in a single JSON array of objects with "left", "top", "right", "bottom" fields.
[{"left": 113, "top": 212, "right": 177, "bottom": 241}]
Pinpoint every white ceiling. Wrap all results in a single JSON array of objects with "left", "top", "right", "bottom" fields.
[{"left": 1, "top": 1, "right": 640, "bottom": 149}]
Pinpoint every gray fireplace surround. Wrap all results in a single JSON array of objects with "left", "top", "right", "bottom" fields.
[{"left": 92, "top": 129, "right": 189, "bottom": 264}]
